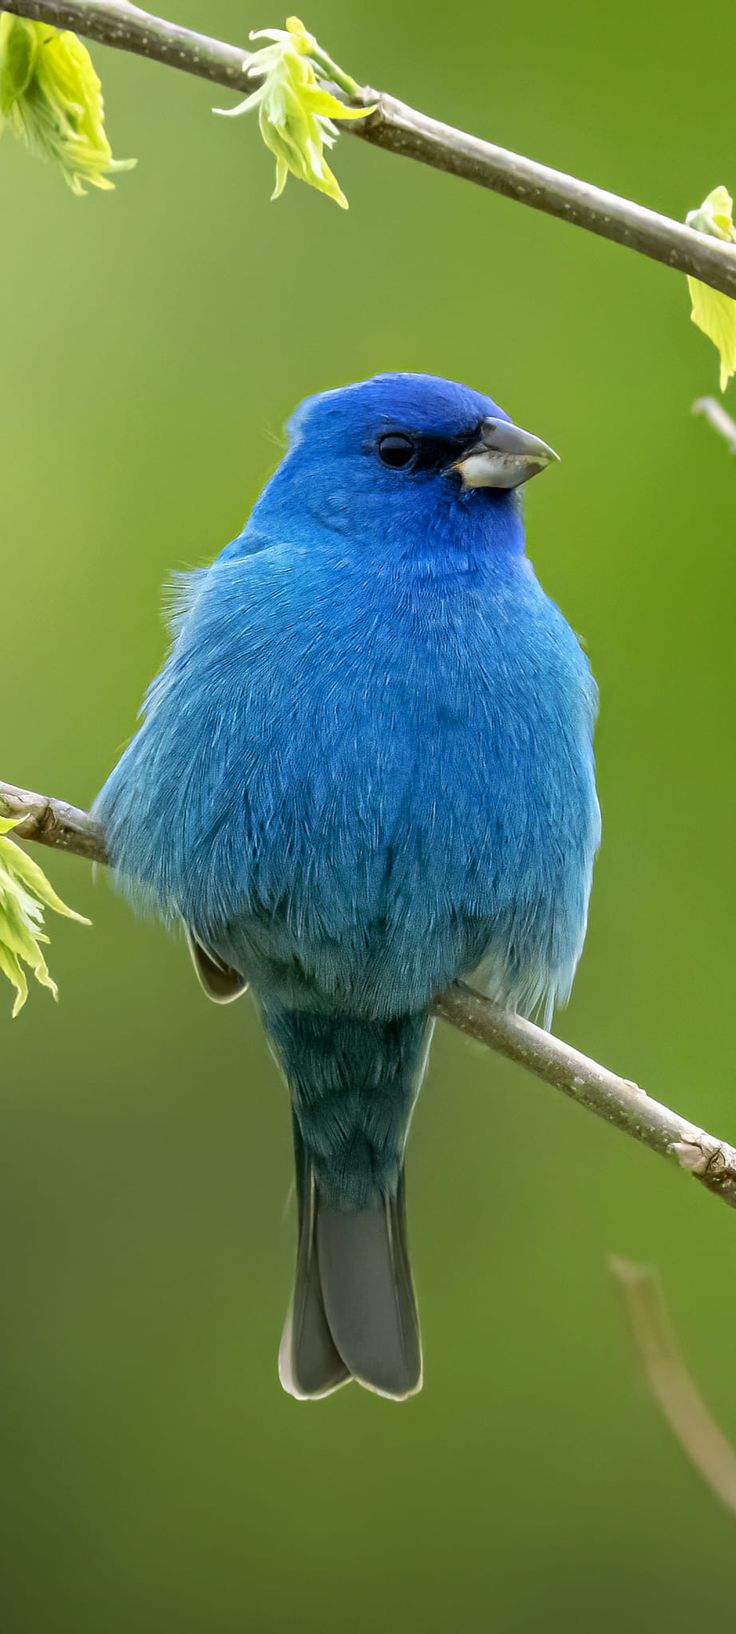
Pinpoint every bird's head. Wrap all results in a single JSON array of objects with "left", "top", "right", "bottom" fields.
[{"left": 251, "top": 373, "right": 558, "bottom": 556}]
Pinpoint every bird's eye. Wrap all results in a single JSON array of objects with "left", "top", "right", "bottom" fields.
[{"left": 377, "top": 433, "right": 416, "bottom": 469}]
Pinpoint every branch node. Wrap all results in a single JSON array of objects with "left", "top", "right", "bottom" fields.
[{"left": 670, "top": 1138, "right": 734, "bottom": 1180}]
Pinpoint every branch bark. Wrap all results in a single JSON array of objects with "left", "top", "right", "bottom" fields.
[
  {"left": 3, "top": 777, "right": 736, "bottom": 1214},
  {"left": 4, "top": 0, "right": 736, "bottom": 297},
  {"left": 0, "top": 779, "right": 107, "bottom": 862}
]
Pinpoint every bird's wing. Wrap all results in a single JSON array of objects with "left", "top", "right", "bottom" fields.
[{"left": 185, "top": 926, "right": 249, "bottom": 1004}]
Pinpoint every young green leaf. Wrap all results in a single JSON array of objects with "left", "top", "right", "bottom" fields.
[
  {"left": 686, "top": 186, "right": 736, "bottom": 392},
  {"left": 0, "top": 14, "right": 135, "bottom": 194},
  {"left": 0, "top": 815, "right": 89, "bottom": 1017},
  {"left": 214, "top": 15, "right": 374, "bottom": 209}
]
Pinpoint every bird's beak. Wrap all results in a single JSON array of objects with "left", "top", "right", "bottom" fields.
[{"left": 454, "top": 417, "right": 560, "bottom": 490}]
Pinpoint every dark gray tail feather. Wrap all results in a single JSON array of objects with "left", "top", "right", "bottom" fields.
[
  {"left": 279, "top": 1127, "right": 422, "bottom": 1401},
  {"left": 278, "top": 1138, "right": 350, "bottom": 1399}
]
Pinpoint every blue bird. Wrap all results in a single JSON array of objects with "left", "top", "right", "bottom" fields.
[{"left": 95, "top": 373, "right": 600, "bottom": 1400}]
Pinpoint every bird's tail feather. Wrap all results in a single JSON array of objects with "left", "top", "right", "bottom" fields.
[
  {"left": 279, "top": 1125, "right": 422, "bottom": 1401},
  {"left": 279, "top": 1122, "right": 350, "bottom": 1399}
]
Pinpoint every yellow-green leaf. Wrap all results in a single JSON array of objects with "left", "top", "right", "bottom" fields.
[
  {"left": 214, "top": 14, "right": 374, "bottom": 209},
  {"left": 0, "top": 10, "right": 36, "bottom": 110},
  {"left": 686, "top": 186, "right": 736, "bottom": 392},
  {"left": 0, "top": 15, "right": 135, "bottom": 194},
  {"left": 0, "top": 815, "right": 89, "bottom": 1017}
]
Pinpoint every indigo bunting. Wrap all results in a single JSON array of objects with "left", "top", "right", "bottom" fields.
[{"left": 96, "top": 373, "right": 600, "bottom": 1400}]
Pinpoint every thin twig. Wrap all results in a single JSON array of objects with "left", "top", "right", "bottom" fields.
[
  {"left": 693, "top": 397, "right": 736, "bottom": 454},
  {"left": 3, "top": 0, "right": 736, "bottom": 297},
  {"left": 3, "top": 777, "right": 736, "bottom": 1213},
  {"left": 611, "top": 1258, "right": 736, "bottom": 1516}
]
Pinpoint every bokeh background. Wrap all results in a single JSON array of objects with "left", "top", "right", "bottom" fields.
[{"left": 3, "top": 1, "right": 736, "bottom": 1629}]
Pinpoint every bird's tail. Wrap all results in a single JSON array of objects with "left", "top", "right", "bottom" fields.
[
  {"left": 262, "top": 1006, "right": 431, "bottom": 1401},
  {"left": 279, "top": 1122, "right": 422, "bottom": 1401}
]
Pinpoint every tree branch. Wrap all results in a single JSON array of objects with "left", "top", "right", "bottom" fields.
[
  {"left": 3, "top": 777, "right": 736, "bottom": 1213},
  {"left": 4, "top": 0, "right": 736, "bottom": 297}
]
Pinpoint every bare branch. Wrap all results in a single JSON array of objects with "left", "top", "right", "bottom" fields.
[
  {"left": 611, "top": 1258, "right": 736, "bottom": 1516},
  {"left": 3, "top": 0, "right": 736, "bottom": 297},
  {"left": 4, "top": 777, "right": 736, "bottom": 1214},
  {"left": 693, "top": 397, "right": 736, "bottom": 454}
]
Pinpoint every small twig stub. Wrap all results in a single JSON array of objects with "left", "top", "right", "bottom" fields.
[
  {"left": 612, "top": 1258, "right": 736, "bottom": 1517},
  {"left": 692, "top": 397, "right": 736, "bottom": 454}
]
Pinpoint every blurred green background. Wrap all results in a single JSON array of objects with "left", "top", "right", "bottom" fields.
[{"left": 3, "top": 1, "right": 736, "bottom": 1629}]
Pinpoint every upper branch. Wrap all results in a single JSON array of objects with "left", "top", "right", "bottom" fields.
[
  {"left": 4, "top": 0, "right": 736, "bottom": 297},
  {"left": 4, "top": 777, "right": 736, "bottom": 1215}
]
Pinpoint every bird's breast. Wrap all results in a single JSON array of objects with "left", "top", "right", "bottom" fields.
[{"left": 100, "top": 541, "right": 599, "bottom": 1016}]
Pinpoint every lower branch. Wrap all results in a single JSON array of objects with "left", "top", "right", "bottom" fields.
[
  {"left": 0, "top": 780, "right": 107, "bottom": 862},
  {"left": 3, "top": 778, "right": 736, "bottom": 1211},
  {"left": 433, "top": 986, "right": 736, "bottom": 1209}
]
